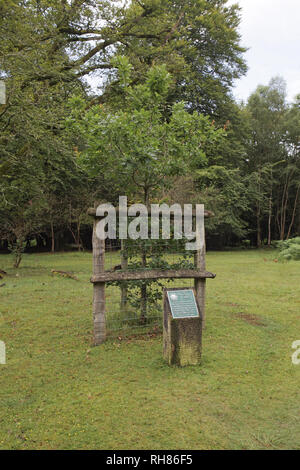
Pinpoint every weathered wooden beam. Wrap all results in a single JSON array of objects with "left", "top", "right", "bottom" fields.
[
  {"left": 51, "top": 269, "right": 78, "bottom": 280},
  {"left": 120, "top": 239, "right": 128, "bottom": 310},
  {"left": 194, "top": 207, "right": 207, "bottom": 328},
  {"left": 91, "top": 269, "right": 216, "bottom": 283}
]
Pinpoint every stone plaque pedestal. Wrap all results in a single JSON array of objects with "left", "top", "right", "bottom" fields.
[{"left": 163, "top": 288, "right": 202, "bottom": 367}]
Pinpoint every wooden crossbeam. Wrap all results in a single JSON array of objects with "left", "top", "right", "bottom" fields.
[{"left": 91, "top": 269, "right": 216, "bottom": 283}]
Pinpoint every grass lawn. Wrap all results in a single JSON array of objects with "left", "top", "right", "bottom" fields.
[{"left": 0, "top": 249, "right": 299, "bottom": 450}]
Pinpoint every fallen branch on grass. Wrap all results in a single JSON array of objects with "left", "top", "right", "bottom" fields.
[{"left": 51, "top": 269, "right": 78, "bottom": 280}]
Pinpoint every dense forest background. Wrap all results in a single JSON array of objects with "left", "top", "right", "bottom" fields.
[{"left": 0, "top": 0, "right": 299, "bottom": 265}]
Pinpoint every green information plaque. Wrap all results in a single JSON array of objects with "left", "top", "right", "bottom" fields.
[{"left": 167, "top": 289, "right": 199, "bottom": 319}]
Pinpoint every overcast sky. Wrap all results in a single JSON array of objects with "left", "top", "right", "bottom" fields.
[{"left": 228, "top": 0, "right": 300, "bottom": 103}]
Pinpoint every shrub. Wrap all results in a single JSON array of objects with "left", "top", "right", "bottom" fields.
[{"left": 275, "top": 237, "right": 300, "bottom": 261}]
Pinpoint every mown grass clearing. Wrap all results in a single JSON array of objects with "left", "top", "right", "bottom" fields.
[{"left": 0, "top": 249, "right": 299, "bottom": 449}]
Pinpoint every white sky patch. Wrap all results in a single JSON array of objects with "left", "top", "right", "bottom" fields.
[{"left": 228, "top": 0, "right": 300, "bottom": 103}]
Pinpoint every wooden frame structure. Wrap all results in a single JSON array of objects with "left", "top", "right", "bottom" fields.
[{"left": 88, "top": 206, "right": 216, "bottom": 345}]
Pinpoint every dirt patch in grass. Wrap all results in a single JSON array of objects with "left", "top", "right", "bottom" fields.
[
  {"left": 108, "top": 326, "right": 162, "bottom": 343},
  {"left": 235, "top": 312, "right": 267, "bottom": 327}
]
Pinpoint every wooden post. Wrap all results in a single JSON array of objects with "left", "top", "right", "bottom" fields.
[
  {"left": 120, "top": 239, "right": 128, "bottom": 310},
  {"left": 194, "top": 205, "right": 206, "bottom": 328},
  {"left": 140, "top": 249, "right": 147, "bottom": 323},
  {"left": 92, "top": 217, "right": 106, "bottom": 345}
]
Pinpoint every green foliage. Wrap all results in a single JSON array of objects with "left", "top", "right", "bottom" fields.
[
  {"left": 109, "top": 236, "right": 195, "bottom": 320},
  {"left": 245, "top": 77, "right": 300, "bottom": 245},
  {"left": 67, "top": 59, "right": 225, "bottom": 321},
  {"left": 67, "top": 59, "right": 225, "bottom": 203},
  {"left": 276, "top": 237, "right": 300, "bottom": 261},
  {"left": 0, "top": 2, "right": 96, "bottom": 265},
  {"left": 0, "top": 0, "right": 299, "bottom": 255},
  {"left": 194, "top": 165, "right": 251, "bottom": 240},
  {"left": 116, "top": 0, "right": 247, "bottom": 116}
]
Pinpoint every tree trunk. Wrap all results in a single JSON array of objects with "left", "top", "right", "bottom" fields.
[
  {"left": 256, "top": 169, "right": 262, "bottom": 248},
  {"left": 14, "top": 253, "right": 22, "bottom": 269},
  {"left": 280, "top": 172, "right": 292, "bottom": 240},
  {"left": 77, "top": 218, "right": 82, "bottom": 251},
  {"left": 286, "top": 184, "right": 300, "bottom": 240},
  {"left": 50, "top": 220, "right": 55, "bottom": 253},
  {"left": 256, "top": 203, "right": 262, "bottom": 248},
  {"left": 140, "top": 251, "right": 147, "bottom": 324},
  {"left": 13, "top": 237, "right": 24, "bottom": 268},
  {"left": 267, "top": 192, "right": 272, "bottom": 246}
]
